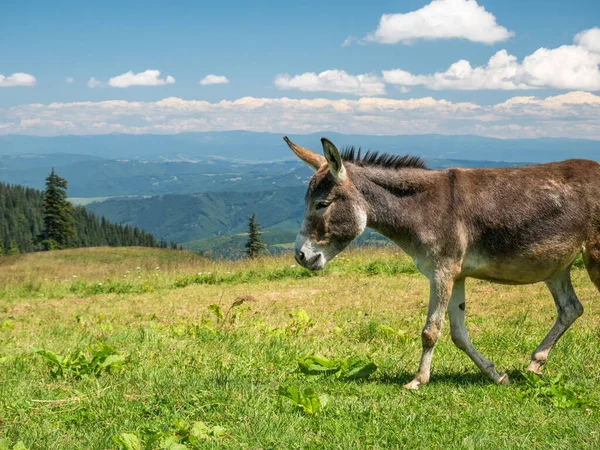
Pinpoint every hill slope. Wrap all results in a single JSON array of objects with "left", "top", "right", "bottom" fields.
[
  {"left": 85, "top": 187, "right": 306, "bottom": 244},
  {"left": 0, "top": 182, "right": 161, "bottom": 254}
]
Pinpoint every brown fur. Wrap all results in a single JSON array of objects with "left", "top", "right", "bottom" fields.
[{"left": 286, "top": 136, "right": 600, "bottom": 388}]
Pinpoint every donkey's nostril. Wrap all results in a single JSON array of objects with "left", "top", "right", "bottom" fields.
[{"left": 298, "top": 251, "right": 306, "bottom": 262}]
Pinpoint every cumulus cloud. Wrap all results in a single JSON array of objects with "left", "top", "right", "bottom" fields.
[
  {"left": 108, "top": 70, "right": 175, "bottom": 88},
  {"left": 2, "top": 92, "right": 599, "bottom": 139},
  {"left": 383, "top": 29, "right": 600, "bottom": 91},
  {"left": 575, "top": 27, "right": 600, "bottom": 53},
  {"left": 363, "top": 0, "right": 513, "bottom": 45},
  {"left": 274, "top": 70, "right": 386, "bottom": 96},
  {"left": 0, "top": 73, "right": 37, "bottom": 87},
  {"left": 87, "top": 77, "right": 104, "bottom": 88},
  {"left": 199, "top": 74, "right": 230, "bottom": 86}
]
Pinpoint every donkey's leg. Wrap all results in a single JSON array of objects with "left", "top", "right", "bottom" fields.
[
  {"left": 526, "top": 268, "right": 583, "bottom": 376},
  {"left": 583, "top": 238, "right": 600, "bottom": 293},
  {"left": 404, "top": 272, "right": 454, "bottom": 390},
  {"left": 448, "top": 279, "right": 509, "bottom": 385}
]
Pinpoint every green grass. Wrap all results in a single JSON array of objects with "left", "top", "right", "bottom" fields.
[{"left": 1, "top": 247, "right": 600, "bottom": 449}]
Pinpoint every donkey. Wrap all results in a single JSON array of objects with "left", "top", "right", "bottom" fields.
[{"left": 283, "top": 135, "right": 600, "bottom": 389}]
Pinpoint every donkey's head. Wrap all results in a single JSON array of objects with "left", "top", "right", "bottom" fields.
[{"left": 284, "top": 136, "right": 367, "bottom": 271}]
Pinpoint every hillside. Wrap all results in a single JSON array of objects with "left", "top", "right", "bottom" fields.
[
  {"left": 86, "top": 187, "right": 306, "bottom": 244},
  {"left": 1, "top": 247, "right": 599, "bottom": 448},
  {"left": 0, "top": 182, "right": 161, "bottom": 254}
]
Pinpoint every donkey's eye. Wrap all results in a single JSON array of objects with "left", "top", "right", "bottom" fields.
[{"left": 315, "top": 200, "right": 331, "bottom": 210}]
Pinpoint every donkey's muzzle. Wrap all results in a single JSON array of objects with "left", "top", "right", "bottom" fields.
[{"left": 295, "top": 249, "right": 324, "bottom": 271}]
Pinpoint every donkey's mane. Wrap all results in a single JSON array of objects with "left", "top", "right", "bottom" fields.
[{"left": 340, "top": 146, "right": 428, "bottom": 170}]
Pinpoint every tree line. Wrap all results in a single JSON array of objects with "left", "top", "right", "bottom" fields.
[{"left": 0, "top": 170, "right": 178, "bottom": 256}]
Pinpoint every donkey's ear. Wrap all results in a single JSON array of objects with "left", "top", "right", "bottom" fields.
[
  {"left": 283, "top": 136, "right": 326, "bottom": 171},
  {"left": 321, "top": 137, "right": 346, "bottom": 184}
]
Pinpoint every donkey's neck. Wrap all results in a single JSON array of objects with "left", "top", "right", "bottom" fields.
[{"left": 353, "top": 165, "right": 441, "bottom": 254}]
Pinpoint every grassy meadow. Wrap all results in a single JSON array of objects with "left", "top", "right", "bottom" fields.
[{"left": 1, "top": 247, "right": 600, "bottom": 449}]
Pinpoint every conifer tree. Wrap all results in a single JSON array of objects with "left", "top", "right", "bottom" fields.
[
  {"left": 8, "top": 240, "right": 19, "bottom": 255},
  {"left": 245, "top": 213, "right": 267, "bottom": 259},
  {"left": 40, "top": 169, "right": 76, "bottom": 250},
  {"left": 0, "top": 240, "right": 4, "bottom": 256}
]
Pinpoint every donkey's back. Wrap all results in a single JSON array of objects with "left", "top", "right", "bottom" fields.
[{"left": 451, "top": 159, "right": 600, "bottom": 284}]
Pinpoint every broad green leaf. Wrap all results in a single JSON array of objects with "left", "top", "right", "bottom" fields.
[
  {"left": 160, "top": 435, "right": 187, "bottom": 449},
  {"left": 209, "top": 425, "right": 226, "bottom": 438},
  {"left": 112, "top": 433, "right": 142, "bottom": 450},
  {"left": 12, "top": 443, "right": 28, "bottom": 450},
  {"left": 278, "top": 385, "right": 327, "bottom": 415},
  {"left": 300, "top": 387, "right": 323, "bottom": 414},
  {"left": 189, "top": 421, "right": 209, "bottom": 440},
  {"left": 33, "top": 348, "right": 63, "bottom": 366},
  {"left": 297, "top": 354, "right": 341, "bottom": 376},
  {"left": 343, "top": 360, "right": 378, "bottom": 380},
  {"left": 278, "top": 385, "right": 302, "bottom": 406},
  {"left": 98, "top": 354, "right": 125, "bottom": 369},
  {"left": 0, "top": 439, "right": 10, "bottom": 450}
]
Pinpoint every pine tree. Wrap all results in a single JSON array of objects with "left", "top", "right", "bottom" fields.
[
  {"left": 8, "top": 240, "right": 20, "bottom": 255},
  {"left": 40, "top": 169, "right": 76, "bottom": 250},
  {"left": 245, "top": 213, "right": 267, "bottom": 259}
]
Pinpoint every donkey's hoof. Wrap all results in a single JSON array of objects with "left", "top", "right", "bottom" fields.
[
  {"left": 526, "top": 368, "right": 544, "bottom": 378},
  {"left": 497, "top": 372, "right": 510, "bottom": 386},
  {"left": 403, "top": 379, "right": 422, "bottom": 390}
]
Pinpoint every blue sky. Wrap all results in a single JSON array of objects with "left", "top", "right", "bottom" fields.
[{"left": 1, "top": 0, "right": 599, "bottom": 138}]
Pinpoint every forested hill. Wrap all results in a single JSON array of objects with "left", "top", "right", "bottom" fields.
[{"left": 0, "top": 182, "right": 160, "bottom": 255}]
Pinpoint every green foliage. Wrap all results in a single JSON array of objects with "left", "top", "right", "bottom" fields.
[
  {"left": 297, "top": 354, "right": 378, "bottom": 380},
  {"left": 517, "top": 371, "right": 587, "bottom": 409},
  {"left": 204, "top": 296, "right": 254, "bottom": 330},
  {"left": 0, "top": 181, "right": 160, "bottom": 255},
  {"left": 286, "top": 308, "right": 315, "bottom": 334},
  {"left": 40, "top": 169, "right": 77, "bottom": 249},
  {"left": 278, "top": 386, "right": 329, "bottom": 415},
  {"left": 33, "top": 342, "right": 125, "bottom": 379},
  {"left": 0, "top": 439, "right": 28, "bottom": 450},
  {"left": 111, "top": 434, "right": 141, "bottom": 450},
  {"left": 113, "top": 420, "right": 226, "bottom": 449},
  {"left": 7, "top": 240, "right": 19, "bottom": 255},
  {"left": 245, "top": 213, "right": 268, "bottom": 259}
]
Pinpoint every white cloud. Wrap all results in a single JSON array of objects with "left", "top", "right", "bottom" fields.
[
  {"left": 274, "top": 70, "right": 386, "bottom": 96},
  {"left": 199, "top": 74, "right": 230, "bottom": 86},
  {"left": 65, "top": 77, "right": 74, "bottom": 84},
  {"left": 575, "top": 27, "right": 600, "bottom": 53},
  {"left": 363, "top": 0, "right": 513, "bottom": 45},
  {"left": 383, "top": 29, "right": 600, "bottom": 91},
  {"left": 521, "top": 45, "right": 600, "bottom": 90},
  {"left": 2, "top": 92, "right": 599, "bottom": 139},
  {"left": 108, "top": 70, "right": 176, "bottom": 88},
  {"left": 0, "top": 73, "right": 37, "bottom": 87},
  {"left": 87, "top": 77, "right": 104, "bottom": 88}
]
